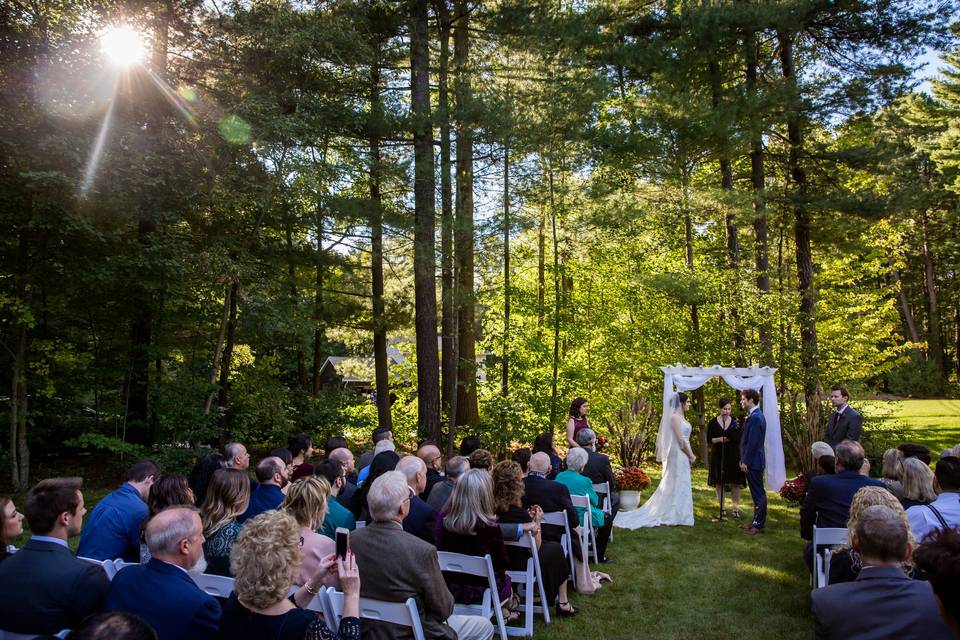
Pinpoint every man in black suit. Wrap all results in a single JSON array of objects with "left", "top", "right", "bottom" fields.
[
  {"left": 812, "top": 505, "right": 952, "bottom": 639},
  {"left": 0, "top": 477, "right": 110, "bottom": 635},
  {"left": 396, "top": 455, "right": 438, "bottom": 544},
  {"left": 825, "top": 386, "right": 863, "bottom": 447},
  {"left": 575, "top": 428, "right": 619, "bottom": 513},
  {"left": 801, "top": 440, "right": 885, "bottom": 570},
  {"left": 522, "top": 452, "right": 580, "bottom": 557},
  {"left": 417, "top": 443, "right": 446, "bottom": 500}
]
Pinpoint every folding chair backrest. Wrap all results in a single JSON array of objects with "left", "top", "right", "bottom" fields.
[
  {"left": 540, "top": 511, "right": 576, "bottom": 590},
  {"left": 325, "top": 588, "right": 426, "bottom": 640},
  {"left": 569, "top": 495, "right": 599, "bottom": 563},
  {"left": 569, "top": 494, "right": 591, "bottom": 522},
  {"left": 436, "top": 552, "right": 508, "bottom": 640},
  {"left": 192, "top": 573, "right": 236, "bottom": 598},
  {"left": 504, "top": 531, "right": 551, "bottom": 633},
  {"left": 591, "top": 482, "right": 612, "bottom": 515},
  {"left": 812, "top": 526, "right": 847, "bottom": 589},
  {"left": 812, "top": 526, "right": 848, "bottom": 548}
]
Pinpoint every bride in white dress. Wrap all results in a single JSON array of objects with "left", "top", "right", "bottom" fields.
[{"left": 615, "top": 392, "right": 696, "bottom": 528}]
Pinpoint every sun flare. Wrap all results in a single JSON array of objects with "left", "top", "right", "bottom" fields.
[{"left": 100, "top": 25, "right": 146, "bottom": 67}]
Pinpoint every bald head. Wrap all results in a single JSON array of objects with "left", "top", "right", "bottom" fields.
[
  {"left": 329, "top": 448, "right": 355, "bottom": 474},
  {"left": 417, "top": 444, "right": 442, "bottom": 472},
  {"left": 397, "top": 455, "right": 427, "bottom": 493},
  {"left": 529, "top": 452, "right": 551, "bottom": 474},
  {"left": 146, "top": 508, "right": 202, "bottom": 567}
]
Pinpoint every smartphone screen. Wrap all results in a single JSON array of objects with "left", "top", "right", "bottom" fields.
[{"left": 335, "top": 527, "right": 349, "bottom": 559}]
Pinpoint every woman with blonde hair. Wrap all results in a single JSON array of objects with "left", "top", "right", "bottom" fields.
[
  {"left": 221, "top": 510, "right": 361, "bottom": 640},
  {"left": 901, "top": 457, "right": 937, "bottom": 510},
  {"left": 200, "top": 468, "right": 250, "bottom": 576},
  {"left": 282, "top": 476, "right": 337, "bottom": 587},
  {"left": 828, "top": 485, "right": 917, "bottom": 584}
]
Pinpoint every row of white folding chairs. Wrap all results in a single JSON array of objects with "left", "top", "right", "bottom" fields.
[
  {"left": 305, "top": 587, "right": 426, "bottom": 640},
  {"left": 811, "top": 526, "right": 848, "bottom": 589}
]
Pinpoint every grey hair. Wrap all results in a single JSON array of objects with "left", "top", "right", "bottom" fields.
[
  {"left": 367, "top": 471, "right": 409, "bottom": 522},
  {"left": 854, "top": 505, "right": 908, "bottom": 562},
  {"left": 575, "top": 428, "right": 597, "bottom": 447},
  {"left": 881, "top": 448, "right": 904, "bottom": 480},
  {"left": 145, "top": 507, "right": 199, "bottom": 556},
  {"left": 446, "top": 456, "right": 470, "bottom": 479},
  {"left": 374, "top": 440, "right": 396, "bottom": 455},
  {"left": 566, "top": 447, "right": 589, "bottom": 472},
  {"left": 811, "top": 441, "right": 833, "bottom": 460},
  {"left": 901, "top": 457, "right": 937, "bottom": 503},
  {"left": 443, "top": 469, "right": 495, "bottom": 535},
  {"left": 396, "top": 456, "right": 426, "bottom": 484},
  {"left": 223, "top": 442, "right": 245, "bottom": 467}
]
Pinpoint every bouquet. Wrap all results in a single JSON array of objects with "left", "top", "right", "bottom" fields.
[
  {"left": 779, "top": 474, "right": 806, "bottom": 506},
  {"left": 617, "top": 466, "right": 651, "bottom": 491}
]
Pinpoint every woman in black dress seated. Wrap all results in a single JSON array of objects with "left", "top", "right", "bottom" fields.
[
  {"left": 435, "top": 469, "right": 519, "bottom": 623},
  {"left": 220, "top": 510, "right": 361, "bottom": 640},
  {"left": 707, "top": 397, "right": 746, "bottom": 519},
  {"left": 492, "top": 461, "right": 576, "bottom": 617}
]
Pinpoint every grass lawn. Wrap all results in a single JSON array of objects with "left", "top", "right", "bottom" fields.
[{"left": 861, "top": 399, "right": 960, "bottom": 454}]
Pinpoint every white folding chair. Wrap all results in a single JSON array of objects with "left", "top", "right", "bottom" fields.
[
  {"left": 570, "top": 494, "right": 600, "bottom": 564},
  {"left": 79, "top": 556, "right": 117, "bottom": 580},
  {"left": 503, "top": 531, "right": 550, "bottom": 636},
  {"left": 540, "top": 511, "right": 576, "bottom": 589},
  {"left": 325, "top": 588, "right": 427, "bottom": 640},
  {"left": 592, "top": 481, "right": 613, "bottom": 541},
  {"left": 436, "top": 551, "right": 508, "bottom": 640},
  {"left": 812, "top": 526, "right": 848, "bottom": 589},
  {"left": 192, "top": 573, "right": 236, "bottom": 598}
]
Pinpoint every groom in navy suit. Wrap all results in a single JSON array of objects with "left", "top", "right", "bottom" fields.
[{"left": 739, "top": 388, "right": 767, "bottom": 534}]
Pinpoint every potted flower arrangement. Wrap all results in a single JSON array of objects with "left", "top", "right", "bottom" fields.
[
  {"left": 616, "top": 467, "right": 651, "bottom": 511},
  {"left": 779, "top": 473, "right": 806, "bottom": 506}
]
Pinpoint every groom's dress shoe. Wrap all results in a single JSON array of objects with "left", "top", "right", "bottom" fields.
[{"left": 740, "top": 525, "right": 765, "bottom": 535}]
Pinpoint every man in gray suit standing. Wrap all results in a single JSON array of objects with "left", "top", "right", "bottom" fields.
[
  {"left": 812, "top": 505, "right": 952, "bottom": 640},
  {"left": 825, "top": 386, "right": 863, "bottom": 447},
  {"left": 349, "top": 470, "right": 493, "bottom": 640}
]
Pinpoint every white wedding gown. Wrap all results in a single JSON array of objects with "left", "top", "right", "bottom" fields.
[{"left": 614, "top": 418, "right": 694, "bottom": 528}]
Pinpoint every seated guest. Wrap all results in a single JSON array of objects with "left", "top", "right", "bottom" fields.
[
  {"left": 418, "top": 443, "right": 445, "bottom": 499},
  {"left": 801, "top": 440, "right": 884, "bottom": 569},
  {"left": 357, "top": 440, "right": 397, "bottom": 487},
  {"left": 532, "top": 434, "right": 563, "bottom": 480},
  {"left": 223, "top": 442, "right": 252, "bottom": 471},
  {"left": 459, "top": 436, "right": 483, "bottom": 457},
  {"left": 901, "top": 456, "right": 938, "bottom": 510},
  {"left": 828, "top": 486, "right": 917, "bottom": 585},
  {"left": 510, "top": 448, "right": 531, "bottom": 474},
  {"left": 350, "top": 450, "right": 400, "bottom": 520},
  {"left": 200, "top": 468, "right": 250, "bottom": 576},
  {"left": 522, "top": 453, "right": 580, "bottom": 557},
  {"left": 908, "top": 456, "right": 960, "bottom": 541},
  {"left": 357, "top": 426, "right": 393, "bottom": 472},
  {"left": 68, "top": 611, "right": 158, "bottom": 640},
  {"left": 78, "top": 459, "right": 159, "bottom": 561},
  {"left": 281, "top": 476, "right": 338, "bottom": 587},
  {"left": 350, "top": 471, "right": 494, "bottom": 640},
  {"left": 812, "top": 505, "right": 952, "bottom": 640},
  {"left": 314, "top": 459, "right": 357, "bottom": 538},
  {"left": 575, "top": 428, "right": 619, "bottom": 512},
  {"left": 913, "top": 526, "right": 960, "bottom": 637},
  {"left": 325, "top": 435, "right": 350, "bottom": 459},
  {"left": 817, "top": 455, "right": 836, "bottom": 476},
  {"left": 435, "top": 469, "right": 517, "bottom": 623},
  {"left": 556, "top": 448, "right": 612, "bottom": 563},
  {"left": 106, "top": 507, "right": 219, "bottom": 640},
  {"left": 329, "top": 447, "right": 359, "bottom": 505},
  {"left": 220, "top": 511, "right": 361, "bottom": 640},
  {"left": 428, "top": 456, "right": 470, "bottom": 512},
  {"left": 492, "top": 461, "right": 574, "bottom": 617},
  {"left": 899, "top": 442, "right": 933, "bottom": 465},
  {"left": 0, "top": 478, "right": 109, "bottom": 635},
  {"left": 942, "top": 444, "right": 960, "bottom": 459},
  {"left": 238, "top": 456, "right": 289, "bottom": 523},
  {"left": 270, "top": 447, "right": 295, "bottom": 479},
  {"left": 289, "top": 433, "right": 316, "bottom": 482},
  {"left": 881, "top": 448, "right": 905, "bottom": 498},
  {"left": 188, "top": 452, "right": 225, "bottom": 506},
  {"left": 467, "top": 449, "right": 494, "bottom": 472},
  {"left": 141, "top": 473, "right": 195, "bottom": 562},
  {"left": 397, "top": 456, "right": 438, "bottom": 544},
  {"left": 1, "top": 495, "right": 24, "bottom": 559}
]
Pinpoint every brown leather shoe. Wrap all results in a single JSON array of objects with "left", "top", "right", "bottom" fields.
[{"left": 740, "top": 525, "right": 765, "bottom": 535}]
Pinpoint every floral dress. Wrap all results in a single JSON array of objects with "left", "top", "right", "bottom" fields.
[{"left": 203, "top": 520, "right": 242, "bottom": 576}]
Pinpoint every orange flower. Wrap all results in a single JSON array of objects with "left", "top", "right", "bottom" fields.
[{"left": 617, "top": 466, "right": 651, "bottom": 491}]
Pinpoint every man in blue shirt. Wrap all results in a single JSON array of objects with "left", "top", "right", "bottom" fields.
[
  {"left": 237, "top": 456, "right": 288, "bottom": 523},
  {"left": 78, "top": 459, "right": 159, "bottom": 561}
]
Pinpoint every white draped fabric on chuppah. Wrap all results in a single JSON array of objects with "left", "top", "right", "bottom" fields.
[{"left": 660, "top": 364, "right": 786, "bottom": 492}]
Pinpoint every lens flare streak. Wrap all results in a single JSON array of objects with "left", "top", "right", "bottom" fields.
[{"left": 80, "top": 79, "right": 118, "bottom": 197}]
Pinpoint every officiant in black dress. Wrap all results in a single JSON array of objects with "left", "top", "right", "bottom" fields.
[{"left": 707, "top": 397, "right": 746, "bottom": 520}]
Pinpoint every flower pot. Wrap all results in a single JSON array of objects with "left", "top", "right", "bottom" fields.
[{"left": 619, "top": 490, "right": 641, "bottom": 511}]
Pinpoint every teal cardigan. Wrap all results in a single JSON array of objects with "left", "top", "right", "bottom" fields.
[{"left": 555, "top": 469, "right": 605, "bottom": 527}]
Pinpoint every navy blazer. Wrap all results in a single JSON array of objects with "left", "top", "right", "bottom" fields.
[
  {"left": 0, "top": 538, "right": 109, "bottom": 634},
  {"left": 403, "top": 494, "right": 437, "bottom": 544},
  {"left": 238, "top": 483, "right": 285, "bottom": 524},
  {"left": 812, "top": 565, "right": 952, "bottom": 640},
  {"left": 740, "top": 408, "right": 766, "bottom": 471},
  {"left": 800, "top": 470, "right": 885, "bottom": 540},
  {"left": 106, "top": 558, "right": 221, "bottom": 640}
]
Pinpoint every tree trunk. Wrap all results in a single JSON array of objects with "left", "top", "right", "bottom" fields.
[
  {"left": 284, "top": 220, "right": 307, "bottom": 388},
  {"left": 537, "top": 210, "right": 546, "bottom": 332},
  {"left": 370, "top": 49, "right": 393, "bottom": 432},
  {"left": 411, "top": 0, "right": 442, "bottom": 441},
  {"left": 436, "top": 1, "right": 457, "bottom": 422},
  {"left": 502, "top": 143, "right": 510, "bottom": 409},
  {"left": 217, "top": 281, "right": 239, "bottom": 441},
  {"left": 10, "top": 230, "right": 30, "bottom": 490},
  {"left": 312, "top": 213, "right": 325, "bottom": 395},
  {"left": 745, "top": 28, "right": 773, "bottom": 365},
  {"left": 890, "top": 260, "right": 920, "bottom": 343},
  {"left": 779, "top": 30, "right": 820, "bottom": 409},
  {"left": 682, "top": 173, "right": 708, "bottom": 461},
  {"left": 920, "top": 210, "right": 946, "bottom": 379},
  {"left": 453, "top": 0, "right": 478, "bottom": 428},
  {"left": 548, "top": 158, "right": 561, "bottom": 428},
  {"left": 204, "top": 283, "right": 232, "bottom": 415}
]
